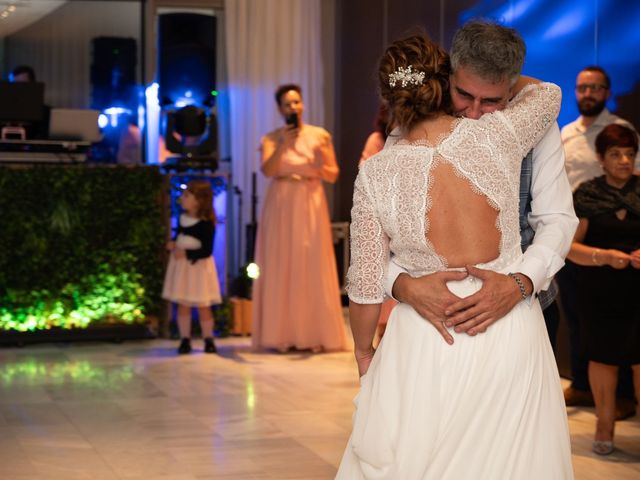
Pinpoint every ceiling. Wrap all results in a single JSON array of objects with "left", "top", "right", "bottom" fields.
[{"left": 0, "top": 1, "right": 67, "bottom": 38}]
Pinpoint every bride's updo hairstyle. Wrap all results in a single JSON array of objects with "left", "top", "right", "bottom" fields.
[{"left": 379, "top": 34, "right": 451, "bottom": 131}]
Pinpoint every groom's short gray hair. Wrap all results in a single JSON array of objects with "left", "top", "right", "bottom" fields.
[{"left": 450, "top": 20, "right": 525, "bottom": 86}]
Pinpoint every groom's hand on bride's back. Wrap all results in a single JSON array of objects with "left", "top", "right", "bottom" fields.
[
  {"left": 443, "top": 265, "right": 531, "bottom": 335},
  {"left": 393, "top": 266, "right": 531, "bottom": 339},
  {"left": 392, "top": 271, "right": 468, "bottom": 344}
]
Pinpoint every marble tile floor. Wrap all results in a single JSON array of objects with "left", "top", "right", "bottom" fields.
[{"left": 0, "top": 337, "right": 638, "bottom": 480}]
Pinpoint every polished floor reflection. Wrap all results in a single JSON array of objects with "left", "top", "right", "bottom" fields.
[{"left": 0, "top": 337, "right": 638, "bottom": 479}]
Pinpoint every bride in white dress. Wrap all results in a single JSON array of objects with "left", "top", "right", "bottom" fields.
[{"left": 337, "top": 34, "right": 573, "bottom": 479}]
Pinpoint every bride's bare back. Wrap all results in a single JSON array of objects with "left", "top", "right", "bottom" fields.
[
  {"left": 405, "top": 115, "right": 501, "bottom": 268},
  {"left": 428, "top": 161, "right": 500, "bottom": 267}
]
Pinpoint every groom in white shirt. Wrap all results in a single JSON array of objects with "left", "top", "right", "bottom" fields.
[{"left": 384, "top": 21, "right": 577, "bottom": 347}]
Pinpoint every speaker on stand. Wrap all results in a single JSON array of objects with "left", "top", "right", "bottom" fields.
[
  {"left": 158, "top": 13, "right": 217, "bottom": 108},
  {"left": 91, "top": 37, "right": 137, "bottom": 110},
  {"left": 245, "top": 172, "right": 258, "bottom": 263}
]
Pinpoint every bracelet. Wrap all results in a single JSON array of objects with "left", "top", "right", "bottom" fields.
[
  {"left": 508, "top": 273, "right": 528, "bottom": 300},
  {"left": 591, "top": 248, "right": 602, "bottom": 265}
]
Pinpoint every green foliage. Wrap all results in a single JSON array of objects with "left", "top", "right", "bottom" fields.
[
  {"left": 214, "top": 298, "right": 232, "bottom": 337},
  {"left": 0, "top": 166, "right": 167, "bottom": 331}
]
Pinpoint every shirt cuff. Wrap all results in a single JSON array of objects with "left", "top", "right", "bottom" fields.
[
  {"left": 383, "top": 260, "right": 407, "bottom": 301},
  {"left": 517, "top": 252, "right": 565, "bottom": 305}
]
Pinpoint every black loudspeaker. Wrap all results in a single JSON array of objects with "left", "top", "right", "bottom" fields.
[
  {"left": 158, "top": 13, "right": 216, "bottom": 106},
  {"left": 90, "top": 37, "right": 137, "bottom": 110}
]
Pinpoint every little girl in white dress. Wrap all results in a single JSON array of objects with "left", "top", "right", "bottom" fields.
[{"left": 162, "top": 180, "right": 221, "bottom": 354}]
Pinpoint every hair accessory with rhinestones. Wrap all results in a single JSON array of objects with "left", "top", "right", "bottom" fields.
[{"left": 388, "top": 65, "right": 426, "bottom": 88}]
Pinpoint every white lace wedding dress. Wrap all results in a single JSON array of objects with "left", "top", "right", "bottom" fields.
[{"left": 337, "top": 83, "right": 574, "bottom": 479}]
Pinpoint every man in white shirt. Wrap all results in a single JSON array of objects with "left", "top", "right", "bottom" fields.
[
  {"left": 559, "top": 65, "right": 638, "bottom": 418},
  {"left": 562, "top": 65, "right": 640, "bottom": 191},
  {"left": 384, "top": 22, "right": 577, "bottom": 349}
]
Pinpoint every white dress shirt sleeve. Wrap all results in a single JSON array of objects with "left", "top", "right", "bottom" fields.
[
  {"left": 519, "top": 123, "right": 579, "bottom": 294},
  {"left": 382, "top": 256, "right": 408, "bottom": 300}
]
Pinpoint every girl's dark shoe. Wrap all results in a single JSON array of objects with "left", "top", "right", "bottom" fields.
[
  {"left": 204, "top": 338, "right": 217, "bottom": 354},
  {"left": 177, "top": 338, "right": 192, "bottom": 354}
]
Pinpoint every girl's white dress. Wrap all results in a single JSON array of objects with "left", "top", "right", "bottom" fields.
[
  {"left": 337, "top": 83, "right": 574, "bottom": 479},
  {"left": 162, "top": 214, "right": 221, "bottom": 307}
]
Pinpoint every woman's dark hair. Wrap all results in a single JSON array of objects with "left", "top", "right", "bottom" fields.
[
  {"left": 595, "top": 124, "right": 638, "bottom": 156},
  {"left": 373, "top": 104, "right": 390, "bottom": 140},
  {"left": 187, "top": 180, "right": 216, "bottom": 223},
  {"left": 275, "top": 84, "right": 302, "bottom": 106},
  {"left": 378, "top": 34, "right": 451, "bottom": 130}
]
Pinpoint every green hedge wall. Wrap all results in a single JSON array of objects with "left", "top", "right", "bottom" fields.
[{"left": 0, "top": 165, "right": 167, "bottom": 332}]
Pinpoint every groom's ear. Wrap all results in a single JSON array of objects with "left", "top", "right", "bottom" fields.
[
  {"left": 508, "top": 74, "right": 524, "bottom": 100},
  {"left": 508, "top": 83, "right": 518, "bottom": 101}
]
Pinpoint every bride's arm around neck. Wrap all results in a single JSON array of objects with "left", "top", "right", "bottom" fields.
[
  {"left": 499, "top": 77, "right": 562, "bottom": 160},
  {"left": 512, "top": 75, "right": 541, "bottom": 96}
]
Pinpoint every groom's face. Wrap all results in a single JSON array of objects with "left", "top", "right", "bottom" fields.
[{"left": 450, "top": 66, "right": 513, "bottom": 120}]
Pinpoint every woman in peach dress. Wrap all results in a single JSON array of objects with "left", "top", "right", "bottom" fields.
[{"left": 252, "top": 84, "right": 348, "bottom": 352}]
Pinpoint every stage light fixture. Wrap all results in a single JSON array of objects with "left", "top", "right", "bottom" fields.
[{"left": 163, "top": 105, "right": 218, "bottom": 170}]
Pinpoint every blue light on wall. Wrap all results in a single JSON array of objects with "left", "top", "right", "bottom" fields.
[
  {"left": 541, "top": 9, "right": 588, "bottom": 40},
  {"left": 461, "top": 0, "right": 640, "bottom": 127}
]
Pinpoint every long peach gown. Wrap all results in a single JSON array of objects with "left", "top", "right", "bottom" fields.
[{"left": 252, "top": 124, "right": 348, "bottom": 351}]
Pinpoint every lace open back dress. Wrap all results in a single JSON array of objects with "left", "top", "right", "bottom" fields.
[{"left": 336, "top": 83, "right": 574, "bottom": 479}]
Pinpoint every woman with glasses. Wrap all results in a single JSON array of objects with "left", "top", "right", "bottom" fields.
[
  {"left": 567, "top": 124, "right": 640, "bottom": 455},
  {"left": 559, "top": 67, "right": 640, "bottom": 418}
]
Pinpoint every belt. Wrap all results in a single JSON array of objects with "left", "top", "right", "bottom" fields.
[{"left": 275, "top": 174, "right": 316, "bottom": 182}]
